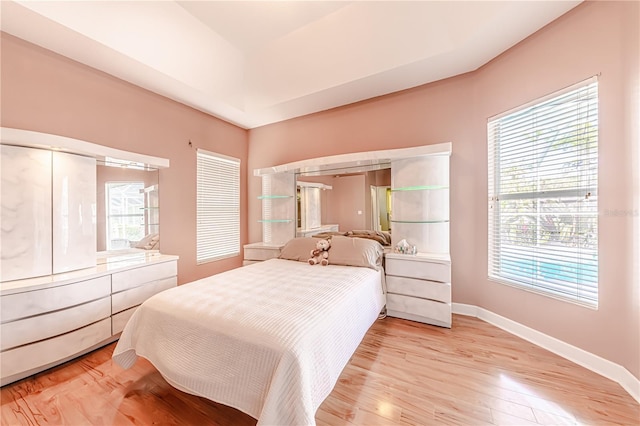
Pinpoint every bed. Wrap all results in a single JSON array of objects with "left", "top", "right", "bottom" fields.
[{"left": 112, "top": 236, "right": 386, "bottom": 426}]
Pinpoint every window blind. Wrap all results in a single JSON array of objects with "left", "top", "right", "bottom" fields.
[
  {"left": 196, "top": 149, "right": 240, "bottom": 264},
  {"left": 488, "top": 78, "right": 598, "bottom": 307}
]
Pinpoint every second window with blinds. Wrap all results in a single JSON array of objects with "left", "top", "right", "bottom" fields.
[
  {"left": 196, "top": 149, "right": 240, "bottom": 264},
  {"left": 487, "top": 78, "right": 599, "bottom": 308}
]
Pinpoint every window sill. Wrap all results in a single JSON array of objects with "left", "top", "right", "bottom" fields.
[{"left": 487, "top": 276, "right": 598, "bottom": 310}]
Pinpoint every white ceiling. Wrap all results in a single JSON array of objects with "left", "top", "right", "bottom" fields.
[{"left": 1, "top": 1, "right": 581, "bottom": 129}]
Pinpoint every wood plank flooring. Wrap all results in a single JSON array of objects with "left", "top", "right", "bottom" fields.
[{"left": 2, "top": 315, "right": 638, "bottom": 425}]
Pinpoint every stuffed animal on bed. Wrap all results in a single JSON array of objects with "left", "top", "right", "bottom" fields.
[{"left": 308, "top": 238, "right": 331, "bottom": 266}]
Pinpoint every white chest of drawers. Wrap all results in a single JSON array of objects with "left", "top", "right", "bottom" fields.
[
  {"left": 111, "top": 260, "right": 178, "bottom": 333},
  {"left": 385, "top": 252, "right": 452, "bottom": 328},
  {"left": 0, "top": 253, "right": 178, "bottom": 386}
]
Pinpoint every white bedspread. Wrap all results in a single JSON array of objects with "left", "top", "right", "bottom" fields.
[{"left": 112, "top": 259, "right": 385, "bottom": 426}]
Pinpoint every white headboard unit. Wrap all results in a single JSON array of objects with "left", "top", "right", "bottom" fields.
[{"left": 253, "top": 142, "right": 452, "bottom": 247}]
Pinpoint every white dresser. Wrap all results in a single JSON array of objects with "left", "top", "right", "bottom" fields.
[
  {"left": 385, "top": 252, "right": 451, "bottom": 328},
  {"left": 0, "top": 252, "right": 178, "bottom": 386}
]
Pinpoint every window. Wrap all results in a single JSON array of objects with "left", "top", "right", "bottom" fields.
[
  {"left": 488, "top": 78, "right": 598, "bottom": 307},
  {"left": 106, "top": 182, "right": 145, "bottom": 250},
  {"left": 196, "top": 149, "right": 240, "bottom": 264}
]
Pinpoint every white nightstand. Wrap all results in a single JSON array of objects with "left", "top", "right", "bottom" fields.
[
  {"left": 384, "top": 252, "right": 451, "bottom": 328},
  {"left": 243, "top": 242, "right": 284, "bottom": 265}
]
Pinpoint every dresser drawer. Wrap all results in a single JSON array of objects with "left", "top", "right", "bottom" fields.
[
  {"left": 385, "top": 257, "right": 450, "bottom": 282},
  {"left": 1, "top": 318, "right": 111, "bottom": 383},
  {"left": 112, "top": 306, "right": 138, "bottom": 334},
  {"left": 1, "top": 296, "right": 111, "bottom": 351},
  {"left": 386, "top": 276, "right": 451, "bottom": 303},
  {"left": 1, "top": 275, "right": 111, "bottom": 323},
  {"left": 112, "top": 276, "right": 177, "bottom": 314},
  {"left": 111, "top": 260, "right": 177, "bottom": 293},
  {"left": 387, "top": 293, "right": 451, "bottom": 326}
]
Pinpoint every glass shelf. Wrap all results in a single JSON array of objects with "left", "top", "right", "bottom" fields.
[
  {"left": 258, "top": 219, "right": 293, "bottom": 223},
  {"left": 391, "top": 185, "right": 449, "bottom": 192},
  {"left": 390, "top": 219, "right": 450, "bottom": 224},
  {"left": 258, "top": 195, "right": 293, "bottom": 199}
]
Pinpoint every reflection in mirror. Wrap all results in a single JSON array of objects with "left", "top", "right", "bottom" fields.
[
  {"left": 96, "top": 161, "right": 159, "bottom": 252},
  {"left": 296, "top": 164, "right": 391, "bottom": 236},
  {"left": 371, "top": 185, "right": 392, "bottom": 232},
  {"left": 296, "top": 180, "right": 334, "bottom": 237}
]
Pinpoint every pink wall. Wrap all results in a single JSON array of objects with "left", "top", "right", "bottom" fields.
[
  {"left": 472, "top": 0, "right": 640, "bottom": 382},
  {"left": 248, "top": 2, "right": 639, "bottom": 379},
  {"left": 1, "top": 33, "right": 249, "bottom": 285}
]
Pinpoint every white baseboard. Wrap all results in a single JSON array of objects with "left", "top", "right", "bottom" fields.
[{"left": 452, "top": 303, "right": 640, "bottom": 404}]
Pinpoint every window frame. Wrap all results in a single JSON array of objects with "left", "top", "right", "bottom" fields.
[
  {"left": 487, "top": 77, "right": 599, "bottom": 308},
  {"left": 196, "top": 149, "right": 241, "bottom": 264},
  {"left": 105, "top": 181, "right": 146, "bottom": 250}
]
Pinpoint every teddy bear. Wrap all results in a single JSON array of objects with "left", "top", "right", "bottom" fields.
[{"left": 308, "top": 238, "right": 331, "bottom": 266}]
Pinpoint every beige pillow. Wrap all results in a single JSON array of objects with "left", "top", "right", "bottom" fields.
[
  {"left": 328, "top": 235, "right": 383, "bottom": 270},
  {"left": 278, "top": 237, "right": 320, "bottom": 262}
]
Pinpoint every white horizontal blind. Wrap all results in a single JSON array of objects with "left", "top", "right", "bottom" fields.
[
  {"left": 488, "top": 78, "right": 598, "bottom": 307},
  {"left": 196, "top": 149, "right": 240, "bottom": 264}
]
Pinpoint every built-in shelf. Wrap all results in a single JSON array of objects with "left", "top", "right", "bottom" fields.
[
  {"left": 257, "top": 195, "right": 293, "bottom": 199},
  {"left": 258, "top": 219, "right": 293, "bottom": 223},
  {"left": 391, "top": 155, "right": 449, "bottom": 254},
  {"left": 391, "top": 185, "right": 449, "bottom": 192},
  {"left": 140, "top": 207, "right": 159, "bottom": 210},
  {"left": 387, "top": 154, "right": 451, "bottom": 328}
]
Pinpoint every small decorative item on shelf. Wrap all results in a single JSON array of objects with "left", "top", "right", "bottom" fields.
[{"left": 395, "top": 238, "right": 417, "bottom": 255}]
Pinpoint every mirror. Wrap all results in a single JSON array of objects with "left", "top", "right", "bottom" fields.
[
  {"left": 296, "top": 165, "right": 391, "bottom": 236},
  {"left": 256, "top": 142, "right": 451, "bottom": 245},
  {"left": 296, "top": 178, "right": 334, "bottom": 236},
  {"left": 96, "top": 161, "right": 159, "bottom": 252}
]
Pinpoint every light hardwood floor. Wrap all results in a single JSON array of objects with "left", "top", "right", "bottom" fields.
[{"left": 1, "top": 315, "right": 638, "bottom": 425}]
